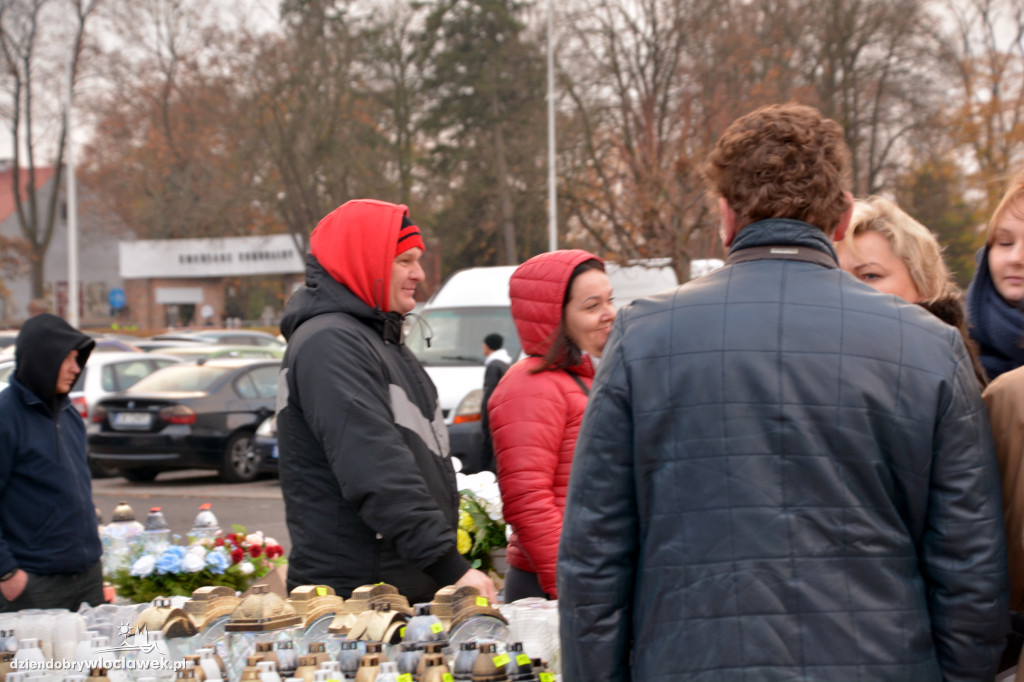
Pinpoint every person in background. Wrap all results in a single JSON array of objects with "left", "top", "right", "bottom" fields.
[
  {"left": 466, "top": 332, "right": 510, "bottom": 475},
  {"left": 488, "top": 250, "right": 615, "bottom": 602},
  {"left": 982, "top": 365, "right": 1024, "bottom": 671},
  {"left": 968, "top": 169, "right": 1024, "bottom": 380},
  {"left": 558, "top": 103, "right": 1009, "bottom": 680},
  {"left": 277, "top": 199, "right": 496, "bottom": 605},
  {"left": 0, "top": 314, "right": 103, "bottom": 611},
  {"left": 836, "top": 195, "right": 987, "bottom": 387}
]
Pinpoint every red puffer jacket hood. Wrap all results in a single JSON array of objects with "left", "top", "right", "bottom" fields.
[
  {"left": 510, "top": 249, "right": 604, "bottom": 359},
  {"left": 310, "top": 199, "right": 410, "bottom": 312}
]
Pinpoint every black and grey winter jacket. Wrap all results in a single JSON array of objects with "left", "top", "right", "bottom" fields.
[{"left": 278, "top": 256, "right": 468, "bottom": 603}]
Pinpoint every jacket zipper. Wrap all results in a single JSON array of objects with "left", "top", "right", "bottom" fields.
[{"left": 57, "top": 413, "right": 90, "bottom": 569}]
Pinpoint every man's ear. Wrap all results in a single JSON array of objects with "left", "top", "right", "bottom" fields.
[
  {"left": 832, "top": 191, "right": 854, "bottom": 242},
  {"left": 719, "top": 197, "right": 739, "bottom": 248}
]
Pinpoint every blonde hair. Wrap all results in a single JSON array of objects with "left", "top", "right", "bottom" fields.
[
  {"left": 986, "top": 169, "right": 1024, "bottom": 245},
  {"left": 840, "top": 196, "right": 952, "bottom": 303}
]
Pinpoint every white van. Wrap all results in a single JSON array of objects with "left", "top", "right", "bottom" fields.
[{"left": 405, "top": 258, "right": 722, "bottom": 470}]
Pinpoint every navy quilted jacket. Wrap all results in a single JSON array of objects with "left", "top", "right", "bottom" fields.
[{"left": 558, "top": 219, "right": 1009, "bottom": 681}]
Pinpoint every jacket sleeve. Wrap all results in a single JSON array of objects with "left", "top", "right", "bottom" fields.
[
  {"left": 0, "top": 403, "right": 18, "bottom": 575},
  {"left": 489, "top": 367, "right": 569, "bottom": 596},
  {"left": 291, "top": 325, "right": 468, "bottom": 585},
  {"left": 922, "top": 340, "right": 1009, "bottom": 681},
  {"left": 557, "top": 317, "right": 638, "bottom": 681},
  {"left": 983, "top": 370, "right": 1024, "bottom": 612}
]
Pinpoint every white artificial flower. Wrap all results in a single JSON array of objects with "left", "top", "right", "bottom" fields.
[
  {"left": 238, "top": 561, "right": 255, "bottom": 575},
  {"left": 264, "top": 537, "right": 278, "bottom": 548},
  {"left": 181, "top": 552, "right": 205, "bottom": 573},
  {"left": 484, "top": 498, "right": 504, "bottom": 522},
  {"left": 245, "top": 533, "right": 264, "bottom": 547},
  {"left": 130, "top": 555, "right": 156, "bottom": 577},
  {"left": 187, "top": 545, "right": 207, "bottom": 560}
]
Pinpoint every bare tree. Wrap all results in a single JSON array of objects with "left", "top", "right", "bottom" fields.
[
  {"left": 801, "top": 0, "right": 939, "bottom": 195},
  {"left": 559, "top": 0, "right": 740, "bottom": 281},
  {"left": 241, "top": 0, "right": 395, "bottom": 255},
  {"left": 0, "top": 0, "right": 102, "bottom": 297},
  {"left": 81, "top": 0, "right": 272, "bottom": 241},
  {"left": 936, "top": 0, "right": 1024, "bottom": 211}
]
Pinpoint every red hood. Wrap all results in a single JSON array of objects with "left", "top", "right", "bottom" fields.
[
  {"left": 510, "top": 249, "right": 604, "bottom": 358},
  {"left": 310, "top": 199, "right": 411, "bottom": 312}
]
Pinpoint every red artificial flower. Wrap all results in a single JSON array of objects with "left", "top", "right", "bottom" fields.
[
  {"left": 214, "top": 537, "right": 225, "bottom": 547},
  {"left": 231, "top": 547, "right": 245, "bottom": 564},
  {"left": 226, "top": 533, "right": 238, "bottom": 545},
  {"left": 250, "top": 544, "right": 263, "bottom": 558},
  {"left": 267, "top": 545, "right": 284, "bottom": 559}
]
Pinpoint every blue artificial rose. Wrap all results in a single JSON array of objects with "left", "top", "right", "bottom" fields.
[
  {"left": 205, "top": 548, "right": 231, "bottom": 575},
  {"left": 155, "top": 547, "right": 184, "bottom": 574}
]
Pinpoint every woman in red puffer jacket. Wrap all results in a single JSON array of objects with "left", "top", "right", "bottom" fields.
[{"left": 488, "top": 249, "right": 616, "bottom": 601}]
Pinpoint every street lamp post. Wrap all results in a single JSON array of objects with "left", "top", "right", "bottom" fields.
[
  {"left": 66, "top": 52, "right": 79, "bottom": 328},
  {"left": 547, "top": 0, "right": 557, "bottom": 252}
]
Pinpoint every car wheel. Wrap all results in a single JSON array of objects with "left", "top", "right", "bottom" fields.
[
  {"left": 220, "top": 431, "right": 259, "bottom": 483},
  {"left": 121, "top": 467, "right": 159, "bottom": 483}
]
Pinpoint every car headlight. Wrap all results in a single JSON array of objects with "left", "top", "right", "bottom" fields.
[
  {"left": 256, "top": 415, "right": 277, "bottom": 437},
  {"left": 453, "top": 389, "right": 483, "bottom": 424}
]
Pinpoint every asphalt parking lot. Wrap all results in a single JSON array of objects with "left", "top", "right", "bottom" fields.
[{"left": 92, "top": 469, "right": 289, "bottom": 554}]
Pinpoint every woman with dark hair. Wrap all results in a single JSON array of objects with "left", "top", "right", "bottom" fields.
[{"left": 487, "top": 250, "right": 615, "bottom": 601}]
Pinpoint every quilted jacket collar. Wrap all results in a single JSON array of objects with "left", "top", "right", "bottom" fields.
[{"left": 729, "top": 218, "right": 840, "bottom": 264}]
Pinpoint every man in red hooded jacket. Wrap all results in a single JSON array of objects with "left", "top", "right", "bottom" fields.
[{"left": 277, "top": 199, "right": 496, "bottom": 604}]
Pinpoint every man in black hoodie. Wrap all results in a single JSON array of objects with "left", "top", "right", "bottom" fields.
[{"left": 0, "top": 314, "right": 103, "bottom": 611}]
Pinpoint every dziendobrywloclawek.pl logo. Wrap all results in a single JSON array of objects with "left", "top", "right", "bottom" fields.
[{"left": 10, "top": 623, "right": 185, "bottom": 673}]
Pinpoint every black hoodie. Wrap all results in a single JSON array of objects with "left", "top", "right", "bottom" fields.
[{"left": 0, "top": 314, "right": 100, "bottom": 575}]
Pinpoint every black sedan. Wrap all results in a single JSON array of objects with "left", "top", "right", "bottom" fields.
[
  {"left": 250, "top": 414, "right": 279, "bottom": 476},
  {"left": 87, "top": 358, "right": 280, "bottom": 483}
]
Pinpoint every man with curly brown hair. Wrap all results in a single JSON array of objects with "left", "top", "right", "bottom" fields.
[{"left": 558, "top": 103, "right": 1009, "bottom": 680}]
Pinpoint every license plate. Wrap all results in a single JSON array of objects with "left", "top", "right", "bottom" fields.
[{"left": 112, "top": 412, "right": 151, "bottom": 429}]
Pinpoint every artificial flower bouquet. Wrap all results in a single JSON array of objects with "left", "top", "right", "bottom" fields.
[
  {"left": 457, "top": 471, "right": 508, "bottom": 574},
  {"left": 109, "top": 525, "right": 287, "bottom": 603}
]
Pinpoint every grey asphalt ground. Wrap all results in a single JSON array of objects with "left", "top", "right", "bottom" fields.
[{"left": 91, "top": 470, "right": 290, "bottom": 554}]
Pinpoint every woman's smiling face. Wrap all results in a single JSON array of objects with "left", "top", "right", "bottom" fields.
[{"left": 563, "top": 269, "right": 616, "bottom": 358}]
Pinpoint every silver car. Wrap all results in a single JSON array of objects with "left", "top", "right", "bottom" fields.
[{"left": 69, "top": 351, "right": 184, "bottom": 423}]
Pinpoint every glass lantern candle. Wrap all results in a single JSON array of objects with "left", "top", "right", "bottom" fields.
[{"left": 224, "top": 586, "right": 301, "bottom": 682}]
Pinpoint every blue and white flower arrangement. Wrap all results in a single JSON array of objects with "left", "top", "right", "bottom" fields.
[{"left": 111, "top": 525, "right": 286, "bottom": 603}]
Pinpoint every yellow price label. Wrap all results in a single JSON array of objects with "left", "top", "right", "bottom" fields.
[
  {"left": 442, "top": 676, "right": 453, "bottom": 682},
  {"left": 492, "top": 653, "right": 510, "bottom": 667},
  {"left": 475, "top": 596, "right": 489, "bottom": 607},
  {"left": 399, "top": 625, "right": 406, "bottom": 638},
  {"left": 539, "top": 675, "right": 555, "bottom": 682},
  {"left": 397, "top": 676, "right": 413, "bottom": 682},
  {"left": 516, "top": 654, "right": 531, "bottom": 666},
  {"left": 315, "top": 586, "right": 327, "bottom": 596},
  {"left": 430, "top": 622, "right": 444, "bottom": 634}
]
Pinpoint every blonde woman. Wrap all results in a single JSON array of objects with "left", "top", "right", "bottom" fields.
[{"left": 836, "top": 195, "right": 987, "bottom": 387}]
